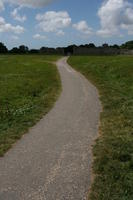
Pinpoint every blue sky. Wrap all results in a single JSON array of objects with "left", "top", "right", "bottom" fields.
[{"left": 0, "top": 0, "right": 133, "bottom": 49}]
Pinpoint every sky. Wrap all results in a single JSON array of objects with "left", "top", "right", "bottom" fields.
[{"left": 0, "top": 0, "right": 133, "bottom": 49}]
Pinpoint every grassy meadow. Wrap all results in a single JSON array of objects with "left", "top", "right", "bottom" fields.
[
  {"left": 68, "top": 56, "right": 133, "bottom": 200},
  {"left": 0, "top": 55, "right": 61, "bottom": 156}
]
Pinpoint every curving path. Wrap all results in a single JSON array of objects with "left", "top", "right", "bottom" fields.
[{"left": 0, "top": 57, "right": 101, "bottom": 200}]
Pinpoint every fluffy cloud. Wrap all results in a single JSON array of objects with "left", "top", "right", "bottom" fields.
[
  {"left": 73, "top": 20, "right": 93, "bottom": 35},
  {"left": 0, "top": 16, "right": 24, "bottom": 33},
  {"left": 97, "top": 0, "right": 133, "bottom": 37},
  {"left": 36, "top": 11, "right": 71, "bottom": 35},
  {"left": 0, "top": 0, "right": 4, "bottom": 11},
  {"left": 0, "top": 0, "right": 55, "bottom": 12},
  {"left": 33, "top": 34, "right": 47, "bottom": 40},
  {"left": 56, "top": 30, "right": 65, "bottom": 36},
  {"left": 11, "top": 7, "right": 27, "bottom": 22},
  {"left": 11, "top": 35, "right": 19, "bottom": 40},
  {"left": 6, "top": 0, "right": 54, "bottom": 8}
]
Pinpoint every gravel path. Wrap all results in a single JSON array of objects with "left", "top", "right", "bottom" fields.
[{"left": 0, "top": 57, "right": 101, "bottom": 200}]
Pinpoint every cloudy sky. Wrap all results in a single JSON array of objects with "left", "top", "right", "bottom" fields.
[{"left": 0, "top": 0, "right": 133, "bottom": 49}]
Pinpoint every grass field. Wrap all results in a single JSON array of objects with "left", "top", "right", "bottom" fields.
[
  {"left": 68, "top": 56, "right": 133, "bottom": 200},
  {"left": 0, "top": 55, "right": 61, "bottom": 156}
]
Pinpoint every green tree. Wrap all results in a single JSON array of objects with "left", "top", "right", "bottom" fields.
[
  {"left": 121, "top": 41, "right": 133, "bottom": 49},
  {"left": 0, "top": 42, "right": 8, "bottom": 53}
]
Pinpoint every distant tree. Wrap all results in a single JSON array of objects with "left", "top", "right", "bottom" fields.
[
  {"left": 48, "top": 48, "right": 56, "bottom": 54},
  {"left": 0, "top": 42, "right": 8, "bottom": 53},
  {"left": 40, "top": 47, "right": 57, "bottom": 54},
  {"left": 87, "top": 43, "right": 96, "bottom": 48},
  {"left": 121, "top": 41, "right": 133, "bottom": 49},
  {"left": 64, "top": 45, "right": 77, "bottom": 55},
  {"left": 102, "top": 43, "right": 109, "bottom": 48},
  {"left": 110, "top": 44, "right": 120, "bottom": 49},
  {"left": 10, "top": 47, "right": 19, "bottom": 54},
  {"left": 79, "top": 44, "right": 85, "bottom": 48},
  {"left": 19, "top": 45, "right": 29, "bottom": 54},
  {"left": 79, "top": 43, "right": 96, "bottom": 48},
  {"left": 56, "top": 47, "right": 64, "bottom": 55},
  {"left": 9, "top": 45, "right": 29, "bottom": 54},
  {"left": 40, "top": 47, "right": 47, "bottom": 54},
  {"left": 29, "top": 49, "right": 39, "bottom": 54}
]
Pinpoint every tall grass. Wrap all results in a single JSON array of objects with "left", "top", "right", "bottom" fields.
[
  {"left": 0, "top": 55, "right": 61, "bottom": 156},
  {"left": 68, "top": 56, "right": 133, "bottom": 200}
]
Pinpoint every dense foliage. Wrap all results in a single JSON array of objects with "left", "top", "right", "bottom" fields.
[{"left": 0, "top": 40, "right": 132, "bottom": 54}]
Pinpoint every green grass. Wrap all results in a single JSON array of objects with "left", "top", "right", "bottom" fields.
[
  {"left": 68, "top": 56, "right": 133, "bottom": 200},
  {"left": 0, "top": 55, "right": 61, "bottom": 156}
]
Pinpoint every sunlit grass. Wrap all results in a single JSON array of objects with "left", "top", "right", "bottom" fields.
[
  {"left": 0, "top": 55, "right": 61, "bottom": 156},
  {"left": 68, "top": 55, "right": 133, "bottom": 200}
]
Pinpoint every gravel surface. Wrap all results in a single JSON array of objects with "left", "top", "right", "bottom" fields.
[{"left": 0, "top": 57, "right": 101, "bottom": 200}]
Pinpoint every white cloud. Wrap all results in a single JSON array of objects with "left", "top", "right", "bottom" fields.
[
  {"left": 0, "top": 0, "right": 4, "bottom": 11},
  {"left": 0, "top": 0, "right": 55, "bottom": 12},
  {"left": 11, "top": 35, "right": 19, "bottom": 40},
  {"left": 36, "top": 11, "right": 71, "bottom": 35},
  {"left": 56, "top": 30, "right": 65, "bottom": 36},
  {"left": 33, "top": 34, "right": 47, "bottom": 40},
  {"left": 6, "top": 0, "right": 54, "bottom": 8},
  {"left": 97, "top": 0, "right": 133, "bottom": 37},
  {"left": 11, "top": 7, "right": 27, "bottom": 22},
  {"left": 0, "top": 16, "right": 24, "bottom": 33},
  {"left": 73, "top": 20, "right": 93, "bottom": 36}
]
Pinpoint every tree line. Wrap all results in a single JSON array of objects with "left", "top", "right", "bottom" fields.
[{"left": 0, "top": 41, "right": 133, "bottom": 54}]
